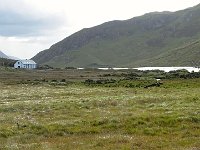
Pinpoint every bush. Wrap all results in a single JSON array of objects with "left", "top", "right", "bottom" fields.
[{"left": 61, "top": 79, "right": 66, "bottom": 82}]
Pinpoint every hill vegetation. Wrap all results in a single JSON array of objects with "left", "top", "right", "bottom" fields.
[
  {"left": 33, "top": 4, "right": 200, "bottom": 68},
  {"left": 0, "top": 58, "right": 16, "bottom": 67}
]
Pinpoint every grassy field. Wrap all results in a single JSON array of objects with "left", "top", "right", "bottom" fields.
[{"left": 0, "top": 68, "right": 200, "bottom": 149}]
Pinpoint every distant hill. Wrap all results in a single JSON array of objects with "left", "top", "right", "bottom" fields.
[
  {"left": 0, "top": 51, "right": 10, "bottom": 59},
  {"left": 33, "top": 4, "right": 200, "bottom": 68},
  {"left": 8, "top": 56, "right": 20, "bottom": 60},
  {"left": 0, "top": 51, "right": 19, "bottom": 60},
  {"left": 0, "top": 51, "right": 18, "bottom": 67}
]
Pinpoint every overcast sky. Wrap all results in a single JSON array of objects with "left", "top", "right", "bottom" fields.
[{"left": 1, "top": 0, "right": 200, "bottom": 59}]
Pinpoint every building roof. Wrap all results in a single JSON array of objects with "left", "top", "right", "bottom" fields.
[{"left": 18, "top": 60, "right": 37, "bottom": 64}]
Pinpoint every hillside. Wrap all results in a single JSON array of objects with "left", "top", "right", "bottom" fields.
[
  {"left": 33, "top": 4, "right": 200, "bottom": 68},
  {"left": 0, "top": 51, "right": 10, "bottom": 59},
  {"left": 0, "top": 58, "right": 16, "bottom": 67}
]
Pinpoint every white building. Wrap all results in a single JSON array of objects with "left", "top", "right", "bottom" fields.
[{"left": 14, "top": 60, "right": 37, "bottom": 69}]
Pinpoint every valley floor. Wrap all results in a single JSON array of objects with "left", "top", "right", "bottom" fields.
[{"left": 0, "top": 68, "right": 199, "bottom": 149}]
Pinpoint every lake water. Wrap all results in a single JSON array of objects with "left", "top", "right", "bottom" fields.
[
  {"left": 133, "top": 67, "right": 200, "bottom": 72},
  {"left": 78, "top": 67, "right": 200, "bottom": 72}
]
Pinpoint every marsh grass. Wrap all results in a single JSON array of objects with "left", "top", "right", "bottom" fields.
[{"left": 0, "top": 69, "right": 200, "bottom": 149}]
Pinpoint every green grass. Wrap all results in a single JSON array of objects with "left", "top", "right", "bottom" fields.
[{"left": 0, "top": 76, "right": 200, "bottom": 149}]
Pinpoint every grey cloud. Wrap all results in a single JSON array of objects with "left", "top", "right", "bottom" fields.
[{"left": 0, "top": 1, "right": 65, "bottom": 37}]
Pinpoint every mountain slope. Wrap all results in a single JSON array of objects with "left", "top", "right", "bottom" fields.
[
  {"left": 33, "top": 4, "right": 200, "bottom": 68},
  {"left": 0, "top": 51, "right": 10, "bottom": 59}
]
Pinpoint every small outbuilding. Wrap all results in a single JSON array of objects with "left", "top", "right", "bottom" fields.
[{"left": 14, "top": 60, "right": 37, "bottom": 69}]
